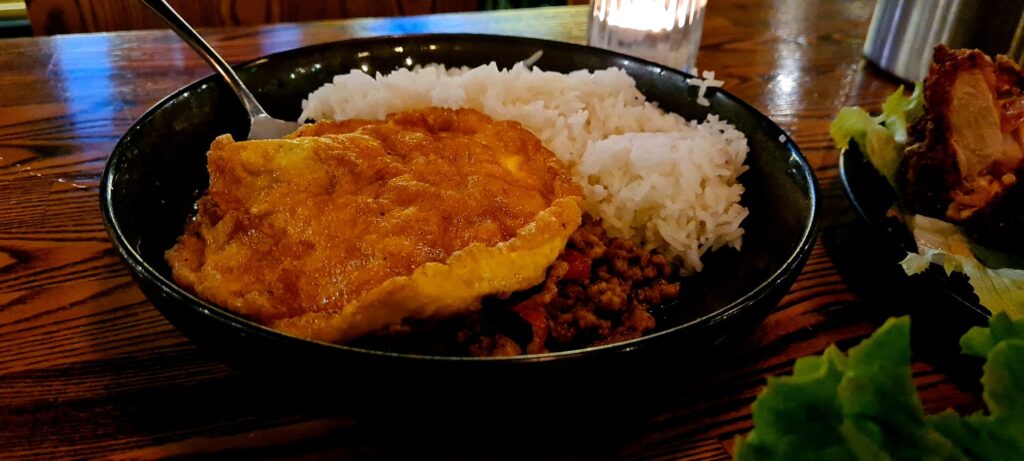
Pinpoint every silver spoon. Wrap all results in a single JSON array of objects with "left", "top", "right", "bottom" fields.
[{"left": 140, "top": 0, "right": 301, "bottom": 140}]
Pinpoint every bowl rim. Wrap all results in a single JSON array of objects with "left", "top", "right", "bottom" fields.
[{"left": 100, "top": 32, "right": 820, "bottom": 363}]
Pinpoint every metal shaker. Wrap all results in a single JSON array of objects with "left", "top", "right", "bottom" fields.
[{"left": 863, "top": 0, "right": 1024, "bottom": 82}]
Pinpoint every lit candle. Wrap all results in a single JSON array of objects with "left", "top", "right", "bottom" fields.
[{"left": 588, "top": 0, "right": 709, "bottom": 72}]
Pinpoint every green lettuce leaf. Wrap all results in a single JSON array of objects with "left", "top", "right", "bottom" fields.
[
  {"left": 929, "top": 315, "right": 1024, "bottom": 459},
  {"left": 734, "top": 317, "right": 968, "bottom": 460},
  {"left": 960, "top": 314, "right": 1024, "bottom": 357},
  {"left": 735, "top": 347, "right": 854, "bottom": 461},
  {"left": 734, "top": 315, "right": 1024, "bottom": 460},
  {"left": 830, "top": 106, "right": 875, "bottom": 151},
  {"left": 879, "top": 82, "right": 924, "bottom": 145},
  {"left": 901, "top": 215, "right": 1024, "bottom": 318},
  {"left": 829, "top": 83, "right": 923, "bottom": 186},
  {"left": 839, "top": 317, "right": 964, "bottom": 460}
]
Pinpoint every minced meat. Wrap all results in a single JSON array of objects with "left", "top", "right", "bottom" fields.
[{"left": 353, "top": 216, "right": 681, "bottom": 357}]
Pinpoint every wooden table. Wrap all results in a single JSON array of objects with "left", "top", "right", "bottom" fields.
[{"left": 0, "top": 2, "right": 989, "bottom": 459}]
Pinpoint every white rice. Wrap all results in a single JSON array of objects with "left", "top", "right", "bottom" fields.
[
  {"left": 687, "top": 70, "right": 724, "bottom": 107},
  {"left": 299, "top": 63, "right": 749, "bottom": 274}
]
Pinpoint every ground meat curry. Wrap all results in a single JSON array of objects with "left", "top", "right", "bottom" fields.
[
  {"left": 356, "top": 217, "right": 681, "bottom": 357},
  {"left": 167, "top": 107, "right": 681, "bottom": 355}
]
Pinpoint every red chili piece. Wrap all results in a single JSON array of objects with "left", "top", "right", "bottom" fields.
[
  {"left": 561, "top": 250, "right": 592, "bottom": 281},
  {"left": 513, "top": 299, "right": 548, "bottom": 355}
]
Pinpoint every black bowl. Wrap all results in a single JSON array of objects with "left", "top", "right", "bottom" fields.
[
  {"left": 101, "top": 34, "right": 819, "bottom": 383},
  {"left": 838, "top": 142, "right": 988, "bottom": 320}
]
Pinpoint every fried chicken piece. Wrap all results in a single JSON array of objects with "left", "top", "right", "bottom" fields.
[
  {"left": 900, "top": 45, "right": 1024, "bottom": 255},
  {"left": 166, "top": 108, "right": 583, "bottom": 343}
]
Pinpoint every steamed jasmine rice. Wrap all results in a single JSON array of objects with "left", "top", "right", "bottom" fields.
[{"left": 299, "top": 62, "right": 749, "bottom": 274}]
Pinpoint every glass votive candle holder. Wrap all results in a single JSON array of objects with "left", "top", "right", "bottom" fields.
[{"left": 588, "top": 0, "right": 708, "bottom": 73}]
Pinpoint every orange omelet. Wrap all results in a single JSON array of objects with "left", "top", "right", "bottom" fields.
[{"left": 166, "top": 108, "right": 583, "bottom": 344}]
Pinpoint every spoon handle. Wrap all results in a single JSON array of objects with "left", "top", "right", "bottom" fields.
[{"left": 139, "top": 0, "right": 269, "bottom": 120}]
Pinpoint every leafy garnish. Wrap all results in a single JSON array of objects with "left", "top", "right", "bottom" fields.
[
  {"left": 879, "top": 82, "right": 924, "bottom": 144},
  {"left": 734, "top": 314, "right": 1024, "bottom": 460},
  {"left": 901, "top": 215, "right": 1024, "bottom": 318},
  {"left": 931, "top": 315, "right": 1024, "bottom": 458},
  {"left": 830, "top": 106, "right": 874, "bottom": 151},
  {"left": 829, "top": 83, "right": 923, "bottom": 186}
]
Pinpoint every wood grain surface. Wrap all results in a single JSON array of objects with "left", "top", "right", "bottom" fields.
[
  {"left": 26, "top": 0, "right": 478, "bottom": 35},
  {"left": 0, "top": 3, "right": 991, "bottom": 460}
]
